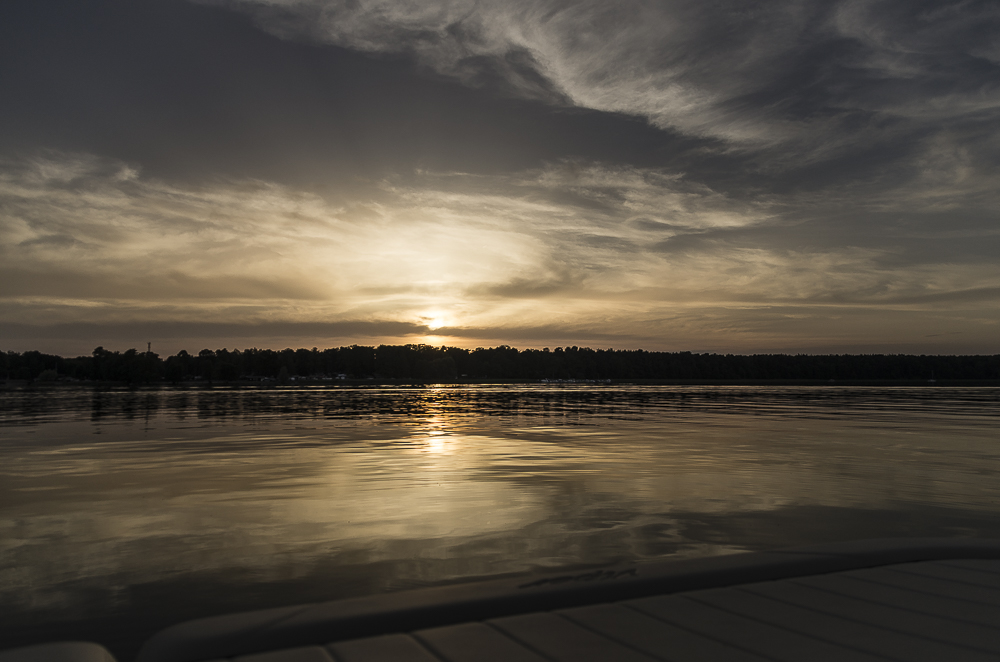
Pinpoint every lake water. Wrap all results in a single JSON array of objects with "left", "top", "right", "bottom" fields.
[{"left": 2, "top": 385, "right": 999, "bottom": 659}]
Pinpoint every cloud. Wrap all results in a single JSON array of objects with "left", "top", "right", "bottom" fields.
[
  {"left": 0, "top": 320, "right": 428, "bottom": 342},
  {"left": 218, "top": 0, "right": 1000, "bottom": 161},
  {"left": 2, "top": 2, "right": 998, "bottom": 355},
  {"left": 2, "top": 150, "right": 999, "bottom": 354},
  {"left": 5, "top": 0, "right": 715, "bottom": 194}
]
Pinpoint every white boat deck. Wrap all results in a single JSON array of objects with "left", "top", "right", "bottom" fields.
[
  {"left": 4, "top": 539, "right": 1000, "bottom": 662},
  {"left": 228, "top": 559, "right": 1000, "bottom": 662}
]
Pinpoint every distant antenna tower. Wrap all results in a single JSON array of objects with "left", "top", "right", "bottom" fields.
[{"left": 147, "top": 341, "right": 151, "bottom": 354}]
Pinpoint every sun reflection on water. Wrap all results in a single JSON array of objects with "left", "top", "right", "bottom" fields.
[
  {"left": 4, "top": 385, "right": 1000, "bottom": 662},
  {"left": 419, "top": 411, "right": 453, "bottom": 453},
  {"left": 423, "top": 434, "right": 451, "bottom": 454}
]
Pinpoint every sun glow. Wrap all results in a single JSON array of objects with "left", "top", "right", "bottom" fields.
[{"left": 423, "top": 313, "right": 449, "bottom": 330}]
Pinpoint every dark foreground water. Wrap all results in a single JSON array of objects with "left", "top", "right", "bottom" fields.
[{"left": 1, "top": 385, "right": 999, "bottom": 659}]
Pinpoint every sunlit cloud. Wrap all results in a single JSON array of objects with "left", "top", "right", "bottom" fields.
[
  {"left": 221, "top": 0, "right": 1000, "bottom": 158},
  {"left": 2, "top": 148, "right": 999, "bottom": 354},
  {"left": 3, "top": 0, "right": 998, "bottom": 354}
]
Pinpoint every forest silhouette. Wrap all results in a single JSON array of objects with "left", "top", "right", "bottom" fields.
[{"left": 4, "top": 345, "right": 1000, "bottom": 384}]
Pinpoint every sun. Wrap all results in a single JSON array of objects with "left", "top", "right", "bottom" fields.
[{"left": 423, "top": 313, "right": 449, "bottom": 330}]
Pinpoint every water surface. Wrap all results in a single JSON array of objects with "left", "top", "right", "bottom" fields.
[{"left": 1, "top": 385, "right": 999, "bottom": 658}]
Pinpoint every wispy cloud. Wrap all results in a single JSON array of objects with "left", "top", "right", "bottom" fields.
[
  {"left": 219, "top": 0, "right": 1000, "bottom": 160},
  {"left": 3, "top": 150, "right": 998, "bottom": 354}
]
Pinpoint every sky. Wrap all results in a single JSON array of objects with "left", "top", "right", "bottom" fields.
[{"left": 2, "top": 0, "right": 999, "bottom": 356}]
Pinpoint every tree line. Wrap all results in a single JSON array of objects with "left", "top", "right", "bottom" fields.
[{"left": 3, "top": 345, "right": 1000, "bottom": 383}]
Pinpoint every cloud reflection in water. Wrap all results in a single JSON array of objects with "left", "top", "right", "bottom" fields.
[{"left": 1, "top": 385, "right": 1000, "bottom": 658}]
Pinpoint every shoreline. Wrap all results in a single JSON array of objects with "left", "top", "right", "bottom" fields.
[{"left": 5, "top": 378, "right": 1000, "bottom": 390}]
